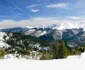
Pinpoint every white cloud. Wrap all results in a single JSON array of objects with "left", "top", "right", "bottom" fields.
[
  {"left": 31, "top": 9, "right": 39, "bottom": 12},
  {"left": 0, "top": 18, "right": 63, "bottom": 28},
  {"left": 46, "top": 3, "right": 68, "bottom": 9},
  {"left": 68, "top": 16, "right": 85, "bottom": 20},
  {"left": 0, "top": 17, "right": 85, "bottom": 28}
]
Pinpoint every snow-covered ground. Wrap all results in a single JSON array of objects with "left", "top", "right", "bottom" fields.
[
  {"left": 0, "top": 52, "right": 85, "bottom": 70},
  {"left": 0, "top": 32, "right": 10, "bottom": 48}
]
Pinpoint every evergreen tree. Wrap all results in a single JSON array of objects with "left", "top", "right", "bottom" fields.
[
  {"left": 59, "top": 40, "right": 70, "bottom": 58},
  {"left": 0, "top": 48, "right": 6, "bottom": 59},
  {"left": 52, "top": 42, "right": 60, "bottom": 59}
]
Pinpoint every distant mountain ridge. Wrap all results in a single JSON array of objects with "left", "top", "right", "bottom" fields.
[{"left": 0, "top": 24, "right": 85, "bottom": 43}]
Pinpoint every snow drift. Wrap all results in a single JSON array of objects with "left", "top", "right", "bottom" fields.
[{"left": 0, "top": 52, "right": 85, "bottom": 70}]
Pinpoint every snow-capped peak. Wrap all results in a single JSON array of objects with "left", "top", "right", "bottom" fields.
[
  {"left": 32, "top": 21, "right": 85, "bottom": 30},
  {"left": 51, "top": 22, "right": 79, "bottom": 30},
  {"left": 23, "top": 26, "right": 33, "bottom": 29}
]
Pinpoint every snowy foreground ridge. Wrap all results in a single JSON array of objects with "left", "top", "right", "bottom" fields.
[{"left": 0, "top": 52, "right": 85, "bottom": 70}]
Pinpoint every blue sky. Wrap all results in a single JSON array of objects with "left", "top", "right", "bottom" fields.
[{"left": 0, "top": 0, "right": 85, "bottom": 28}]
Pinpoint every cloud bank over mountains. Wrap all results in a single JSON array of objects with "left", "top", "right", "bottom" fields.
[{"left": 0, "top": 17, "right": 85, "bottom": 29}]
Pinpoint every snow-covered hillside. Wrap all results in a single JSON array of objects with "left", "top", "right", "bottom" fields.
[
  {"left": 0, "top": 52, "right": 85, "bottom": 70},
  {"left": 0, "top": 32, "right": 9, "bottom": 48}
]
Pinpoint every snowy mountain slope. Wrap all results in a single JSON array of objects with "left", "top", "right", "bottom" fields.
[
  {"left": 1, "top": 52, "right": 85, "bottom": 70},
  {"left": 0, "top": 32, "right": 10, "bottom": 48},
  {"left": 38, "top": 28, "right": 85, "bottom": 43},
  {"left": 0, "top": 32, "right": 51, "bottom": 60},
  {"left": 0, "top": 30, "right": 85, "bottom": 60}
]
